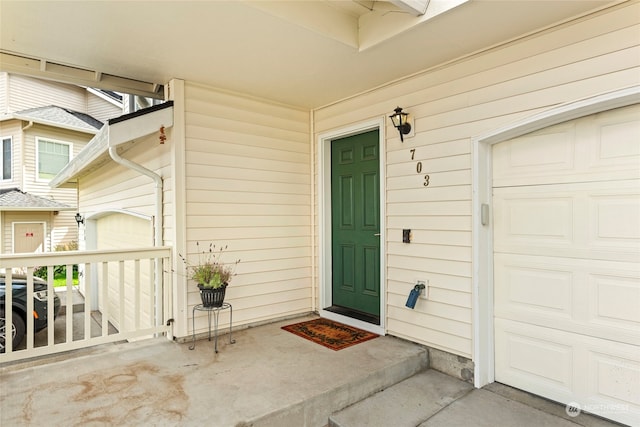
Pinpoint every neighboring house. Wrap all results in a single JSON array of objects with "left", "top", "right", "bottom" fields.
[
  {"left": 7, "top": 2, "right": 640, "bottom": 425},
  {"left": 0, "top": 72, "right": 123, "bottom": 253}
]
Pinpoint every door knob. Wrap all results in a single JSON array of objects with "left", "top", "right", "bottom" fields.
[{"left": 374, "top": 233, "right": 380, "bottom": 236}]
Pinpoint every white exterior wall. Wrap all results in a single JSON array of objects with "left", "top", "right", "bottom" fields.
[
  {"left": 76, "top": 131, "right": 172, "bottom": 336},
  {"left": 0, "top": 72, "right": 8, "bottom": 113},
  {"left": 182, "top": 82, "right": 312, "bottom": 335},
  {"left": 5, "top": 73, "right": 86, "bottom": 113},
  {"left": 79, "top": 132, "right": 173, "bottom": 228},
  {"left": 0, "top": 119, "right": 23, "bottom": 189},
  {"left": 0, "top": 120, "right": 87, "bottom": 251},
  {"left": 87, "top": 92, "right": 122, "bottom": 123},
  {"left": 1, "top": 211, "right": 52, "bottom": 253},
  {"left": 313, "top": 2, "right": 640, "bottom": 359},
  {"left": 23, "top": 125, "right": 91, "bottom": 248}
]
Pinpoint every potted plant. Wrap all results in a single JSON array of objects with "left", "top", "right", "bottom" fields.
[{"left": 180, "top": 242, "right": 240, "bottom": 307}]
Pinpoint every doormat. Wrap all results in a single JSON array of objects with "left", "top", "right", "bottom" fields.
[{"left": 281, "top": 318, "right": 378, "bottom": 351}]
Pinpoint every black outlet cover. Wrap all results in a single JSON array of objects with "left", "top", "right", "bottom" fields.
[{"left": 402, "top": 229, "right": 411, "bottom": 243}]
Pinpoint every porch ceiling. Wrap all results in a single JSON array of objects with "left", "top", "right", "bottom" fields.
[{"left": 0, "top": 0, "right": 615, "bottom": 108}]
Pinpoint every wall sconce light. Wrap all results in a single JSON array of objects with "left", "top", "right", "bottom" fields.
[
  {"left": 390, "top": 106, "right": 411, "bottom": 142},
  {"left": 74, "top": 213, "right": 84, "bottom": 226}
]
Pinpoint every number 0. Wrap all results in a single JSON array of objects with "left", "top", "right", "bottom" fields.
[{"left": 416, "top": 161, "right": 422, "bottom": 173}]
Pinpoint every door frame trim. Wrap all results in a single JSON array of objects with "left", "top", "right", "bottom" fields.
[
  {"left": 471, "top": 85, "right": 640, "bottom": 389},
  {"left": 317, "top": 117, "right": 386, "bottom": 335}
]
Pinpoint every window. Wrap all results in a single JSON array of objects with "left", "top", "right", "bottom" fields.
[
  {"left": 37, "top": 138, "right": 71, "bottom": 180},
  {"left": 1, "top": 137, "right": 11, "bottom": 180}
]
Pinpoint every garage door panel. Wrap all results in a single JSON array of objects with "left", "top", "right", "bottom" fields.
[
  {"left": 494, "top": 104, "right": 640, "bottom": 187},
  {"left": 590, "top": 274, "right": 640, "bottom": 329},
  {"left": 590, "top": 351, "right": 640, "bottom": 407},
  {"left": 494, "top": 180, "right": 640, "bottom": 261},
  {"left": 495, "top": 253, "right": 640, "bottom": 345},
  {"left": 590, "top": 193, "right": 640, "bottom": 249},
  {"left": 96, "top": 214, "right": 154, "bottom": 332},
  {"left": 494, "top": 195, "right": 573, "bottom": 247},
  {"left": 492, "top": 123, "right": 575, "bottom": 181},
  {"left": 496, "top": 319, "right": 640, "bottom": 425},
  {"left": 495, "top": 319, "right": 574, "bottom": 397},
  {"left": 587, "top": 105, "right": 640, "bottom": 169}
]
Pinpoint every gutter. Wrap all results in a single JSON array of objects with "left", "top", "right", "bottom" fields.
[
  {"left": 105, "top": 105, "right": 172, "bottom": 330},
  {"left": 107, "top": 146, "right": 162, "bottom": 247},
  {"left": 50, "top": 100, "right": 174, "bottom": 331},
  {"left": 108, "top": 144, "right": 164, "bottom": 329}
]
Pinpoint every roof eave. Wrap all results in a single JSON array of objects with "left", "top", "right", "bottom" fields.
[
  {"left": 0, "top": 206, "right": 76, "bottom": 212},
  {"left": 0, "top": 113, "right": 101, "bottom": 135},
  {"left": 50, "top": 102, "right": 173, "bottom": 188}
]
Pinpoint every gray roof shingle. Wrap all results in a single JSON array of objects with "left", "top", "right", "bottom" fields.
[
  {"left": 0, "top": 188, "right": 73, "bottom": 210},
  {"left": 9, "top": 105, "right": 103, "bottom": 133}
]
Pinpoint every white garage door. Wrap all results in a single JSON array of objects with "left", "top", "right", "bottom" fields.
[
  {"left": 96, "top": 213, "right": 154, "bottom": 332},
  {"left": 492, "top": 104, "right": 640, "bottom": 425}
]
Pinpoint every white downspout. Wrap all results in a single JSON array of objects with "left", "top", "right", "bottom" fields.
[{"left": 108, "top": 146, "right": 163, "bottom": 328}]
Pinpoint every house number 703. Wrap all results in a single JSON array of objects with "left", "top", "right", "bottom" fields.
[{"left": 410, "top": 149, "right": 430, "bottom": 187}]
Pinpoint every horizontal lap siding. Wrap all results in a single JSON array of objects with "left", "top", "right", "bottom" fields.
[
  {"left": 0, "top": 120, "right": 22, "bottom": 188},
  {"left": 184, "top": 83, "right": 311, "bottom": 331},
  {"left": 0, "top": 73, "right": 7, "bottom": 112},
  {"left": 314, "top": 3, "right": 640, "bottom": 358},
  {"left": 2, "top": 211, "right": 52, "bottom": 252},
  {"left": 80, "top": 132, "right": 173, "bottom": 239},
  {"left": 7, "top": 74, "right": 86, "bottom": 113},
  {"left": 21, "top": 126, "right": 92, "bottom": 249},
  {"left": 87, "top": 94, "right": 121, "bottom": 124}
]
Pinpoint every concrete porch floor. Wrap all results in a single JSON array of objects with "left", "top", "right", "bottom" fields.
[{"left": 0, "top": 314, "right": 625, "bottom": 427}]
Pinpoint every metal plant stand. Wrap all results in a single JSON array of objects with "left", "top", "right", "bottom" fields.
[{"left": 189, "top": 302, "right": 235, "bottom": 353}]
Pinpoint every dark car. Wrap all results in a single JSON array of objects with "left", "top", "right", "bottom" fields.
[{"left": 0, "top": 274, "right": 61, "bottom": 352}]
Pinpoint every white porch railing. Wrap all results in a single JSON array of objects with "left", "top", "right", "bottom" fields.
[{"left": 0, "top": 247, "right": 172, "bottom": 363}]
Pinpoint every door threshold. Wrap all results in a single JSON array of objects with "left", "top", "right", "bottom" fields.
[{"left": 324, "top": 305, "right": 380, "bottom": 326}]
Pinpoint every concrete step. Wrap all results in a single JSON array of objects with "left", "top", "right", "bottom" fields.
[
  {"left": 252, "top": 339, "right": 429, "bottom": 427},
  {"left": 328, "top": 370, "right": 621, "bottom": 427},
  {"left": 55, "top": 287, "right": 85, "bottom": 315},
  {"left": 328, "top": 370, "right": 474, "bottom": 427}
]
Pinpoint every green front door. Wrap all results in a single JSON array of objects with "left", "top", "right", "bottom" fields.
[{"left": 331, "top": 130, "right": 380, "bottom": 318}]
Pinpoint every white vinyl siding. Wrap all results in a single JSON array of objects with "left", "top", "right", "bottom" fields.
[
  {"left": 1, "top": 136, "right": 11, "bottom": 180},
  {"left": 0, "top": 72, "right": 7, "bottom": 113},
  {"left": 79, "top": 131, "right": 173, "bottom": 245},
  {"left": 6, "top": 73, "right": 86, "bottom": 113},
  {"left": 0, "top": 120, "right": 21, "bottom": 187},
  {"left": 183, "top": 82, "right": 311, "bottom": 335},
  {"left": 313, "top": 2, "right": 640, "bottom": 358},
  {"left": 87, "top": 92, "right": 122, "bottom": 123},
  {"left": 2, "top": 212, "right": 52, "bottom": 253},
  {"left": 36, "top": 137, "right": 71, "bottom": 180},
  {"left": 22, "top": 126, "right": 91, "bottom": 248}
]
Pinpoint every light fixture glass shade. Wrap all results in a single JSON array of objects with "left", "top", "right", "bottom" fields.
[
  {"left": 390, "top": 106, "right": 407, "bottom": 128},
  {"left": 390, "top": 106, "right": 411, "bottom": 141}
]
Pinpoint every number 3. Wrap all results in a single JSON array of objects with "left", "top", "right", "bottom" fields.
[{"left": 423, "top": 175, "right": 430, "bottom": 187}]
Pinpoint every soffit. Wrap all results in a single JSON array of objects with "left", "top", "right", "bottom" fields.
[{"left": 0, "top": 0, "right": 616, "bottom": 109}]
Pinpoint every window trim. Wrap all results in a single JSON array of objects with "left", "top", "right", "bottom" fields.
[
  {"left": 1, "top": 136, "right": 12, "bottom": 181},
  {"left": 35, "top": 136, "right": 73, "bottom": 182}
]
